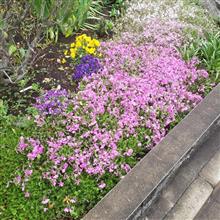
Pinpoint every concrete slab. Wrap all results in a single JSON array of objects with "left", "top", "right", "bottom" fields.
[
  {"left": 194, "top": 184, "right": 220, "bottom": 220},
  {"left": 146, "top": 128, "right": 220, "bottom": 220},
  {"left": 164, "top": 177, "right": 213, "bottom": 220},
  {"left": 200, "top": 147, "right": 220, "bottom": 187}
]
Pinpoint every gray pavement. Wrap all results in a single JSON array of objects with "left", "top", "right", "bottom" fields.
[{"left": 145, "top": 128, "right": 220, "bottom": 220}]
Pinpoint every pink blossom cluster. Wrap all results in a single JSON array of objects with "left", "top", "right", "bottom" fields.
[{"left": 16, "top": 22, "right": 210, "bottom": 203}]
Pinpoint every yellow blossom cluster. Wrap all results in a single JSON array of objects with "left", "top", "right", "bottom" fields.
[{"left": 64, "top": 34, "right": 100, "bottom": 59}]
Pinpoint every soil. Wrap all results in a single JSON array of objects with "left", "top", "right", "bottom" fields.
[
  {"left": 0, "top": 29, "right": 112, "bottom": 115},
  {"left": 0, "top": 2, "right": 116, "bottom": 115}
]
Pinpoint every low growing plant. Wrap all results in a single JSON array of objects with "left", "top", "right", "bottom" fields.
[{"left": 9, "top": 27, "right": 213, "bottom": 218}]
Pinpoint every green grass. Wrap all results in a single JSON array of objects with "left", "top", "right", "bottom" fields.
[{"left": 0, "top": 107, "right": 120, "bottom": 219}]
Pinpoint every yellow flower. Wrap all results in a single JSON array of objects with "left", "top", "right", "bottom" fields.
[
  {"left": 70, "top": 52, "right": 76, "bottom": 59},
  {"left": 86, "top": 47, "right": 96, "bottom": 54},
  {"left": 76, "top": 41, "right": 82, "bottom": 48},
  {"left": 61, "top": 58, "right": 67, "bottom": 64},
  {"left": 64, "top": 50, "right": 69, "bottom": 56},
  {"left": 84, "top": 36, "right": 92, "bottom": 42},
  {"left": 48, "top": 203, "right": 54, "bottom": 209},
  {"left": 76, "top": 34, "right": 86, "bottom": 42},
  {"left": 70, "top": 43, "right": 75, "bottom": 48},
  {"left": 93, "top": 39, "right": 100, "bottom": 47},
  {"left": 70, "top": 48, "right": 76, "bottom": 53},
  {"left": 88, "top": 41, "right": 95, "bottom": 48},
  {"left": 63, "top": 196, "right": 71, "bottom": 204},
  {"left": 70, "top": 48, "right": 77, "bottom": 59}
]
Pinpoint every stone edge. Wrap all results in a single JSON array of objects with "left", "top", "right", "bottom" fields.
[{"left": 83, "top": 84, "right": 220, "bottom": 220}]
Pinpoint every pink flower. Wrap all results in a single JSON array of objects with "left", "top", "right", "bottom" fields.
[
  {"left": 121, "top": 164, "right": 131, "bottom": 173},
  {"left": 124, "top": 149, "right": 133, "bottom": 157},
  {"left": 59, "top": 182, "right": 64, "bottom": 187},
  {"left": 25, "top": 192, "right": 30, "bottom": 198},
  {"left": 70, "top": 198, "right": 76, "bottom": 203},
  {"left": 64, "top": 207, "right": 72, "bottom": 213},
  {"left": 98, "top": 181, "right": 106, "bottom": 189},
  {"left": 17, "top": 136, "right": 28, "bottom": 152},
  {"left": 24, "top": 169, "right": 33, "bottom": 177},
  {"left": 14, "top": 175, "right": 21, "bottom": 184},
  {"left": 42, "top": 198, "right": 50, "bottom": 205}
]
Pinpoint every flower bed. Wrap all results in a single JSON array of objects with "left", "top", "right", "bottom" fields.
[
  {"left": 11, "top": 21, "right": 216, "bottom": 219},
  {"left": 1, "top": 1, "right": 220, "bottom": 219}
]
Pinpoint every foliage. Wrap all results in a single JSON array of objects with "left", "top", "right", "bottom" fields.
[
  {"left": 31, "top": 0, "right": 105, "bottom": 37},
  {"left": 104, "top": 0, "right": 126, "bottom": 18},
  {"left": 0, "top": 1, "right": 44, "bottom": 84},
  {"left": 0, "top": 0, "right": 119, "bottom": 85},
  {"left": 0, "top": 1, "right": 219, "bottom": 219},
  {"left": 179, "top": 32, "right": 220, "bottom": 82},
  {"left": 7, "top": 22, "right": 213, "bottom": 218}
]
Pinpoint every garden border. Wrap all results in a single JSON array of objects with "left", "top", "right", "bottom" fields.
[{"left": 83, "top": 84, "right": 220, "bottom": 220}]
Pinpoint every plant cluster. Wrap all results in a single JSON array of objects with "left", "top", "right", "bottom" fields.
[
  {"left": 34, "top": 89, "right": 70, "bottom": 115},
  {"left": 31, "top": 0, "right": 107, "bottom": 37},
  {"left": 1, "top": 0, "right": 219, "bottom": 219},
  {"left": 11, "top": 23, "right": 212, "bottom": 218},
  {"left": 0, "top": 0, "right": 123, "bottom": 86},
  {"left": 64, "top": 34, "right": 101, "bottom": 59},
  {"left": 180, "top": 32, "right": 220, "bottom": 82},
  {"left": 73, "top": 55, "right": 102, "bottom": 80}
]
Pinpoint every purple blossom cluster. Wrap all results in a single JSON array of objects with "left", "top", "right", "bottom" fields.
[
  {"left": 73, "top": 55, "right": 101, "bottom": 80},
  {"left": 18, "top": 137, "right": 44, "bottom": 160},
  {"left": 16, "top": 22, "right": 211, "bottom": 213},
  {"left": 34, "top": 89, "right": 69, "bottom": 115}
]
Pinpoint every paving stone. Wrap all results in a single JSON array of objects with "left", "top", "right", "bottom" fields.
[
  {"left": 194, "top": 201, "right": 220, "bottom": 220},
  {"left": 146, "top": 166, "right": 195, "bottom": 220},
  {"left": 200, "top": 148, "right": 220, "bottom": 187},
  {"left": 146, "top": 129, "right": 220, "bottom": 220},
  {"left": 185, "top": 129, "right": 220, "bottom": 176},
  {"left": 164, "top": 177, "right": 213, "bottom": 220},
  {"left": 194, "top": 184, "right": 220, "bottom": 220}
]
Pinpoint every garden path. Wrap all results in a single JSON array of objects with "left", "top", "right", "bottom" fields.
[{"left": 145, "top": 127, "right": 220, "bottom": 220}]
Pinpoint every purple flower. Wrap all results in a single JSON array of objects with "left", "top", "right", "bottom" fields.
[
  {"left": 35, "top": 89, "right": 69, "bottom": 115},
  {"left": 73, "top": 55, "right": 101, "bottom": 80}
]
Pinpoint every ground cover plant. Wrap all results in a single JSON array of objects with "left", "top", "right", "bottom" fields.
[{"left": 1, "top": 0, "right": 220, "bottom": 219}]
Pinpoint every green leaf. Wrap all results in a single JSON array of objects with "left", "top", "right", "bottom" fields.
[
  {"left": 8, "top": 45, "right": 17, "bottom": 56},
  {"left": 19, "top": 48, "right": 26, "bottom": 58}
]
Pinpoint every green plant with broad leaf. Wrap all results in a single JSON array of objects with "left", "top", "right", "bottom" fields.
[
  {"left": 31, "top": 0, "right": 105, "bottom": 38},
  {"left": 179, "top": 32, "right": 220, "bottom": 82}
]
